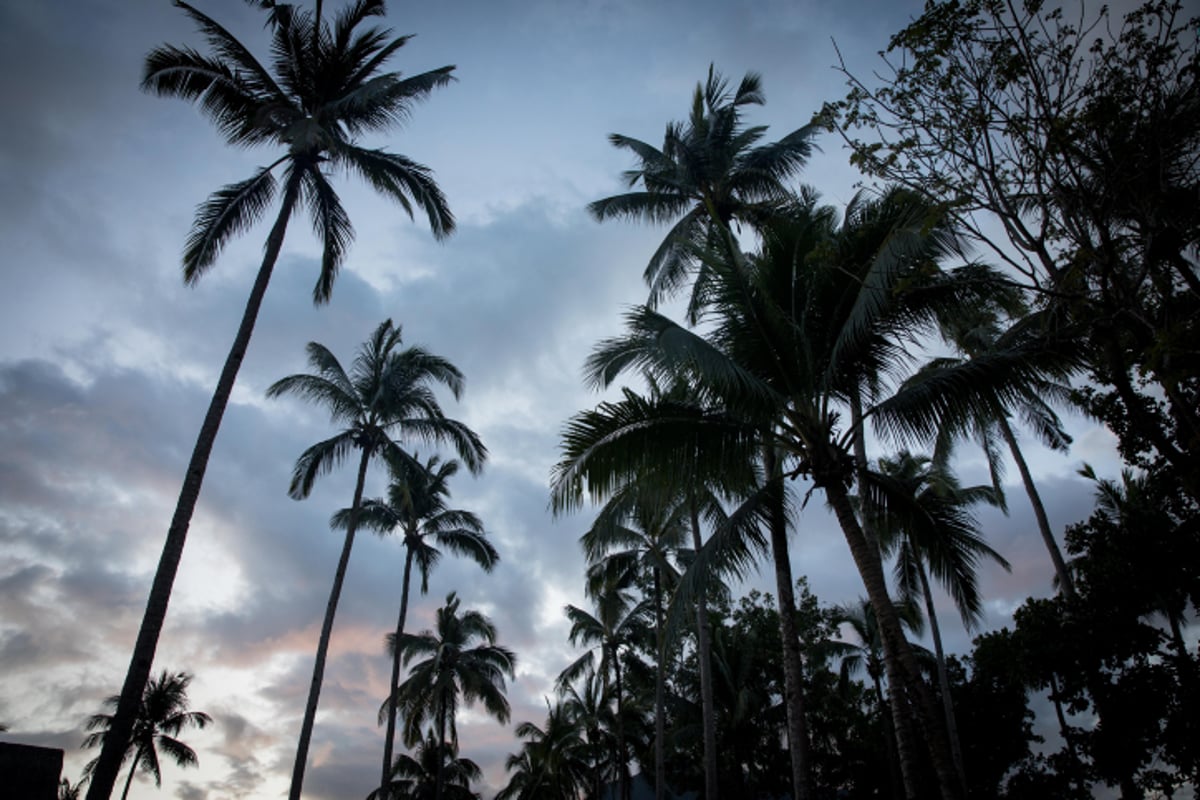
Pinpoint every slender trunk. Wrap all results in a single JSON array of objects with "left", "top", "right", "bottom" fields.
[
  {"left": 380, "top": 545, "right": 417, "bottom": 800},
  {"left": 86, "top": 182, "right": 300, "bottom": 800},
  {"left": 917, "top": 561, "right": 967, "bottom": 795},
  {"left": 289, "top": 445, "right": 373, "bottom": 800},
  {"left": 688, "top": 504, "right": 719, "bottom": 800},
  {"left": 612, "top": 646, "right": 630, "bottom": 800},
  {"left": 825, "top": 482, "right": 962, "bottom": 800},
  {"left": 997, "top": 417, "right": 1076, "bottom": 598},
  {"left": 764, "top": 448, "right": 810, "bottom": 800},
  {"left": 849, "top": 394, "right": 921, "bottom": 797},
  {"left": 653, "top": 567, "right": 665, "bottom": 800},
  {"left": 435, "top": 700, "right": 447, "bottom": 800},
  {"left": 1049, "top": 673, "right": 1084, "bottom": 784},
  {"left": 873, "top": 672, "right": 904, "bottom": 800},
  {"left": 119, "top": 752, "right": 139, "bottom": 800}
]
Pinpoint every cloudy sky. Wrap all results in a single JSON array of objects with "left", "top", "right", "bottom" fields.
[{"left": 0, "top": 1, "right": 1122, "bottom": 798}]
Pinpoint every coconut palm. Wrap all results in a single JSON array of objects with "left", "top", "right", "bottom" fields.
[
  {"left": 558, "top": 663, "right": 618, "bottom": 800},
  {"left": 83, "top": 670, "right": 211, "bottom": 800},
  {"left": 496, "top": 700, "right": 590, "bottom": 800},
  {"left": 342, "top": 454, "right": 496, "bottom": 800},
  {"left": 391, "top": 592, "right": 516, "bottom": 800},
  {"left": 367, "top": 730, "right": 482, "bottom": 800},
  {"left": 589, "top": 65, "right": 818, "bottom": 313},
  {"left": 581, "top": 482, "right": 689, "bottom": 800},
  {"left": 91, "top": 5, "right": 456, "bottom": 794},
  {"left": 268, "top": 319, "right": 485, "bottom": 800},
  {"left": 869, "top": 451, "right": 1010, "bottom": 792},
  {"left": 571, "top": 187, "right": 1065, "bottom": 797},
  {"left": 558, "top": 576, "right": 648, "bottom": 800}
]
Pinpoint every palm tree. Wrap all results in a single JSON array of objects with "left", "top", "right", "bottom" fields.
[
  {"left": 558, "top": 577, "right": 647, "bottom": 800},
  {"left": 581, "top": 481, "right": 688, "bottom": 800},
  {"left": 83, "top": 671, "right": 211, "bottom": 800},
  {"left": 91, "top": 4, "right": 456, "bottom": 794},
  {"left": 59, "top": 777, "right": 86, "bottom": 800},
  {"left": 368, "top": 730, "right": 482, "bottom": 800},
  {"left": 268, "top": 319, "right": 485, "bottom": 800},
  {"left": 589, "top": 65, "right": 818, "bottom": 313},
  {"left": 558, "top": 664, "right": 618, "bottom": 800},
  {"left": 869, "top": 451, "right": 1010, "bottom": 793},
  {"left": 571, "top": 189, "right": 1059, "bottom": 798},
  {"left": 392, "top": 592, "right": 516, "bottom": 800},
  {"left": 496, "top": 700, "right": 590, "bottom": 800},
  {"left": 344, "top": 454, "right": 497, "bottom": 800}
]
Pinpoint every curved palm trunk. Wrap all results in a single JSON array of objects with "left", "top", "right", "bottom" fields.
[
  {"left": 653, "top": 567, "right": 666, "bottom": 800},
  {"left": 119, "top": 750, "right": 141, "bottom": 800},
  {"left": 86, "top": 180, "right": 301, "bottom": 800},
  {"left": 289, "top": 446, "right": 373, "bottom": 800},
  {"left": 380, "top": 545, "right": 418, "bottom": 800},
  {"left": 916, "top": 560, "right": 967, "bottom": 794},
  {"left": 849, "top": 394, "right": 921, "bottom": 798},
  {"left": 825, "top": 482, "right": 962, "bottom": 800},
  {"left": 997, "top": 416, "right": 1076, "bottom": 598},
  {"left": 764, "top": 447, "right": 810, "bottom": 800},
  {"left": 688, "top": 504, "right": 719, "bottom": 800}
]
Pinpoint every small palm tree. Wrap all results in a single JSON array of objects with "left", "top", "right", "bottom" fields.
[
  {"left": 368, "top": 730, "right": 482, "bottom": 800},
  {"left": 93, "top": 4, "right": 457, "bottom": 795},
  {"left": 268, "top": 319, "right": 485, "bottom": 800},
  {"left": 58, "top": 778, "right": 85, "bottom": 800},
  {"left": 496, "top": 700, "right": 590, "bottom": 800},
  {"left": 83, "top": 670, "right": 211, "bottom": 800},
  {"left": 589, "top": 65, "right": 818, "bottom": 313},
  {"left": 342, "top": 454, "right": 497, "bottom": 799},
  {"left": 392, "top": 592, "right": 516, "bottom": 800}
]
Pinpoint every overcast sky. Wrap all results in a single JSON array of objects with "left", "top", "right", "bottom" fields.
[{"left": 0, "top": 1, "right": 1123, "bottom": 798}]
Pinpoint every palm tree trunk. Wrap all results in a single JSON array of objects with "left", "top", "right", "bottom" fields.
[
  {"left": 917, "top": 560, "right": 967, "bottom": 794},
  {"left": 119, "top": 752, "right": 140, "bottom": 800},
  {"left": 825, "top": 482, "right": 962, "bottom": 800},
  {"left": 873, "top": 673, "right": 904, "bottom": 800},
  {"left": 653, "top": 567, "right": 666, "bottom": 800},
  {"left": 435, "top": 700, "right": 448, "bottom": 800},
  {"left": 997, "top": 416, "right": 1076, "bottom": 598},
  {"left": 86, "top": 180, "right": 301, "bottom": 800},
  {"left": 764, "top": 446, "right": 810, "bottom": 800},
  {"left": 612, "top": 646, "right": 631, "bottom": 800},
  {"left": 380, "top": 546, "right": 417, "bottom": 800},
  {"left": 289, "top": 445, "right": 373, "bottom": 800},
  {"left": 849, "top": 393, "right": 921, "bottom": 798},
  {"left": 688, "top": 503, "right": 719, "bottom": 800}
]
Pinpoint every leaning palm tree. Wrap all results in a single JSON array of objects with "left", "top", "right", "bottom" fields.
[
  {"left": 341, "top": 454, "right": 497, "bottom": 800},
  {"left": 268, "top": 319, "right": 485, "bottom": 800},
  {"left": 83, "top": 671, "right": 211, "bottom": 800},
  {"left": 368, "top": 729, "right": 482, "bottom": 800},
  {"left": 869, "top": 451, "right": 1010, "bottom": 793},
  {"left": 91, "top": 4, "right": 456, "bottom": 794},
  {"left": 589, "top": 65, "right": 818, "bottom": 313},
  {"left": 392, "top": 592, "right": 516, "bottom": 800}
]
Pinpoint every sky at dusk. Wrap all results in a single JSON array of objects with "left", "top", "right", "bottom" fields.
[{"left": 0, "top": 1, "right": 1125, "bottom": 798}]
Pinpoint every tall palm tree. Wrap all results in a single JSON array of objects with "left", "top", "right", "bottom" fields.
[
  {"left": 572, "top": 189, "right": 1061, "bottom": 798},
  {"left": 83, "top": 671, "right": 211, "bottom": 800},
  {"left": 368, "top": 729, "right": 482, "bottom": 800},
  {"left": 869, "top": 451, "right": 1010, "bottom": 793},
  {"left": 589, "top": 65, "right": 818, "bottom": 313},
  {"left": 344, "top": 453, "right": 497, "bottom": 800},
  {"left": 558, "top": 577, "right": 647, "bottom": 800},
  {"left": 496, "top": 700, "right": 590, "bottom": 800},
  {"left": 92, "top": 4, "right": 456, "bottom": 794},
  {"left": 392, "top": 592, "right": 516, "bottom": 800},
  {"left": 268, "top": 319, "right": 485, "bottom": 800},
  {"left": 581, "top": 482, "right": 688, "bottom": 800}
]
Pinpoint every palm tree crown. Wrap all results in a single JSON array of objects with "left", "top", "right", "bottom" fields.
[
  {"left": 589, "top": 65, "right": 818, "bottom": 311},
  {"left": 143, "top": 0, "right": 456, "bottom": 299}
]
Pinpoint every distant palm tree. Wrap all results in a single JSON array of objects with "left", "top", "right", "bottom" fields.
[
  {"left": 91, "top": 4, "right": 457, "bottom": 795},
  {"left": 368, "top": 729, "right": 482, "bottom": 800},
  {"left": 59, "top": 778, "right": 85, "bottom": 800},
  {"left": 392, "top": 592, "right": 516, "bottom": 800},
  {"left": 870, "top": 451, "right": 1009, "bottom": 792},
  {"left": 496, "top": 700, "right": 590, "bottom": 800},
  {"left": 268, "top": 319, "right": 485, "bottom": 800},
  {"left": 83, "top": 670, "right": 211, "bottom": 800},
  {"left": 343, "top": 454, "right": 496, "bottom": 800},
  {"left": 589, "top": 65, "right": 817, "bottom": 314}
]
